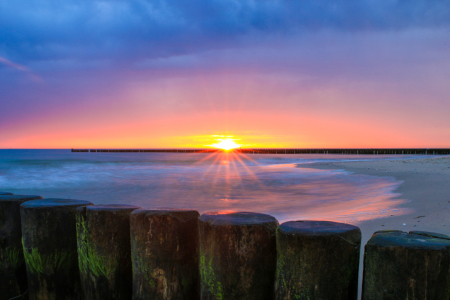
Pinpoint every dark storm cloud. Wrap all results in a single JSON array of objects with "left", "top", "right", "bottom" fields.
[{"left": 1, "top": 0, "right": 450, "bottom": 65}]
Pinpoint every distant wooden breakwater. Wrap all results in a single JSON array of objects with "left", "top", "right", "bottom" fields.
[
  {"left": 72, "top": 148, "right": 450, "bottom": 155},
  {"left": 2, "top": 193, "right": 450, "bottom": 300}
]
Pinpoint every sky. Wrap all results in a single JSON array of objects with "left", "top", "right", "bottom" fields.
[{"left": 1, "top": 0, "right": 450, "bottom": 148}]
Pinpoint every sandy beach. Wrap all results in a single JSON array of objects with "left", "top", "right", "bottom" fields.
[
  {"left": 303, "top": 155, "right": 450, "bottom": 297},
  {"left": 303, "top": 155, "right": 450, "bottom": 240}
]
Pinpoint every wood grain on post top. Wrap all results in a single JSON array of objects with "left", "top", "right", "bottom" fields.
[
  {"left": 363, "top": 230, "right": 450, "bottom": 300},
  {"left": 21, "top": 198, "right": 93, "bottom": 300},
  {"left": 199, "top": 211, "right": 278, "bottom": 300},
  {"left": 0, "top": 194, "right": 43, "bottom": 300},
  {"left": 276, "top": 220, "right": 361, "bottom": 300},
  {"left": 130, "top": 208, "right": 200, "bottom": 300}
]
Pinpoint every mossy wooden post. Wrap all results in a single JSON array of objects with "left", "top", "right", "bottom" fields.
[
  {"left": 199, "top": 212, "right": 279, "bottom": 300},
  {"left": 130, "top": 209, "right": 200, "bottom": 300},
  {"left": 21, "top": 199, "right": 93, "bottom": 300},
  {"left": 275, "top": 221, "right": 361, "bottom": 300},
  {"left": 0, "top": 195, "right": 42, "bottom": 300},
  {"left": 362, "top": 230, "right": 450, "bottom": 300},
  {"left": 76, "top": 204, "right": 141, "bottom": 300}
]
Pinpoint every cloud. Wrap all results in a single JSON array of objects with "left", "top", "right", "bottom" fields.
[
  {"left": 0, "top": 56, "right": 29, "bottom": 71},
  {"left": 1, "top": 0, "right": 450, "bottom": 66},
  {"left": 0, "top": 56, "right": 43, "bottom": 82}
]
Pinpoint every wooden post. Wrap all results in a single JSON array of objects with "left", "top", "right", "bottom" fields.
[
  {"left": 21, "top": 198, "right": 93, "bottom": 300},
  {"left": 199, "top": 212, "right": 278, "bottom": 300},
  {"left": 130, "top": 209, "right": 200, "bottom": 300},
  {"left": 275, "top": 220, "right": 361, "bottom": 300},
  {"left": 76, "top": 204, "right": 141, "bottom": 300},
  {"left": 362, "top": 230, "right": 450, "bottom": 300},
  {"left": 0, "top": 195, "right": 42, "bottom": 300}
]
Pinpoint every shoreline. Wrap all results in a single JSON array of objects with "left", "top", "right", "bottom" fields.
[
  {"left": 301, "top": 155, "right": 450, "bottom": 299},
  {"left": 301, "top": 155, "right": 450, "bottom": 240}
]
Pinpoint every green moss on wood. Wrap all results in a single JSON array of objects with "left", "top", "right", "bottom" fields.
[
  {"left": 200, "top": 254, "right": 223, "bottom": 300},
  {"left": 0, "top": 247, "right": 22, "bottom": 269},
  {"left": 23, "top": 239, "right": 73, "bottom": 275},
  {"left": 76, "top": 213, "right": 118, "bottom": 278}
]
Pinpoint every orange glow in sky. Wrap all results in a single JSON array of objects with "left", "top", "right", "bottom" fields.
[{"left": 1, "top": 71, "right": 449, "bottom": 149}]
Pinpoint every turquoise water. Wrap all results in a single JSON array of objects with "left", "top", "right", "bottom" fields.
[{"left": 0, "top": 150, "right": 414, "bottom": 223}]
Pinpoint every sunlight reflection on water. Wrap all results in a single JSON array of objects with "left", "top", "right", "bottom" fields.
[{"left": 0, "top": 150, "right": 410, "bottom": 224}]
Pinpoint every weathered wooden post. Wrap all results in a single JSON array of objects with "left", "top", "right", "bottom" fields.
[
  {"left": 76, "top": 204, "right": 141, "bottom": 300},
  {"left": 0, "top": 195, "right": 43, "bottom": 300},
  {"left": 199, "top": 212, "right": 278, "bottom": 300},
  {"left": 362, "top": 230, "right": 450, "bottom": 300},
  {"left": 21, "top": 198, "right": 93, "bottom": 300},
  {"left": 130, "top": 209, "right": 200, "bottom": 300},
  {"left": 275, "top": 220, "right": 361, "bottom": 300}
]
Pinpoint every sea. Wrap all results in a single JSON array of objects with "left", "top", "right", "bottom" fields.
[{"left": 0, "top": 149, "right": 415, "bottom": 224}]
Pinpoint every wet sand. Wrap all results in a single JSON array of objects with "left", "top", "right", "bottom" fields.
[{"left": 302, "top": 155, "right": 450, "bottom": 298}]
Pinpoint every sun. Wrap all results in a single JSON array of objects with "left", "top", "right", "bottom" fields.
[{"left": 211, "top": 139, "right": 241, "bottom": 151}]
